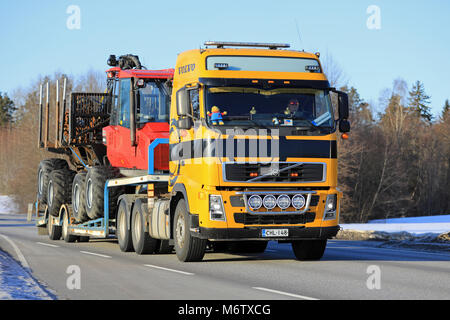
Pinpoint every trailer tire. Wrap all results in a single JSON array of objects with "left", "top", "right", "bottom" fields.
[
  {"left": 72, "top": 172, "right": 89, "bottom": 223},
  {"left": 85, "top": 166, "right": 121, "bottom": 220},
  {"left": 48, "top": 169, "right": 76, "bottom": 217},
  {"left": 117, "top": 199, "right": 133, "bottom": 252},
  {"left": 131, "top": 199, "right": 158, "bottom": 254},
  {"left": 47, "top": 215, "right": 62, "bottom": 240},
  {"left": 37, "top": 159, "right": 69, "bottom": 204},
  {"left": 173, "top": 199, "right": 206, "bottom": 262},
  {"left": 291, "top": 240, "right": 327, "bottom": 261},
  {"left": 61, "top": 205, "right": 78, "bottom": 243}
]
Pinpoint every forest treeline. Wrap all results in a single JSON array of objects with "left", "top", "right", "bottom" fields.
[{"left": 0, "top": 66, "right": 449, "bottom": 222}]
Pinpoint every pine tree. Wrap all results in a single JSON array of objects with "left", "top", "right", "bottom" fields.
[
  {"left": 408, "top": 81, "right": 432, "bottom": 122},
  {"left": 442, "top": 99, "right": 450, "bottom": 121},
  {"left": 0, "top": 92, "right": 16, "bottom": 126}
]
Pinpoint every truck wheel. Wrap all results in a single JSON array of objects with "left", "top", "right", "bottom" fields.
[
  {"left": 116, "top": 200, "right": 133, "bottom": 252},
  {"left": 228, "top": 241, "right": 268, "bottom": 254},
  {"left": 47, "top": 168, "right": 76, "bottom": 217},
  {"left": 131, "top": 199, "right": 158, "bottom": 254},
  {"left": 85, "top": 166, "right": 121, "bottom": 220},
  {"left": 61, "top": 205, "right": 78, "bottom": 243},
  {"left": 72, "top": 172, "right": 89, "bottom": 223},
  {"left": 47, "top": 215, "right": 62, "bottom": 240},
  {"left": 291, "top": 240, "right": 327, "bottom": 261},
  {"left": 173, "top": 199, "right": 206, "bottom": 262},
  {"left": 38, "top": 159, "right": 68, "bottom": 204}
]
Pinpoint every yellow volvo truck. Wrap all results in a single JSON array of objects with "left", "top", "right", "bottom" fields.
[
  {"left": 35, "top": 41, "right": 350, "bottom": 263},
  {"left": 169, "top": 41, "right": 350, "bottom": 261}
]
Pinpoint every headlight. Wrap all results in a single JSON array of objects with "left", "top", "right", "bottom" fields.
[
  {"left": 209, "top": 195, "right": 226, "bottom": 221},
  {"left": 277, "top": 194, "right": 291, "bottom": 210},
  {"left": 291, "top": 194, "right": 306, "bottom": 209},
  {"left": 324, "top": 194, "right": 337, "bottom": 220},
  {"left": 263, "top": 195, "right": 277, "bottom": 210}
]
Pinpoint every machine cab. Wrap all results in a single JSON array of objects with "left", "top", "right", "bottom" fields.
[{"left": 102, "top": 55, "right": 174, "bottom": 173}]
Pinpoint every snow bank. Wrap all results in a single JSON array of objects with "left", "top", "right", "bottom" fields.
[
  {"left": 340, "top": 222, "right": 450, "bottom": 235},
  {"left": 0, "top": 249, "right": 54, "bottom": 300},
  {"left": 0, "top": 195, "right": 20, "bottom": 214},
  {"left": 369, "top": 215, "right": 450, "bottom": 224}
]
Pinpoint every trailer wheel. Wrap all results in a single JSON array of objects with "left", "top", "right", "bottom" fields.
[
  {"left": 116, "top": 199, "right": 133, "bottom": 252},
  {"left": 72, "top": 173, "right": 89, "bottom": 223},
  {"left": 47, "top": 215, "right": 62, "bottom": 240},
  {"left": 131, "top": 199, "right": 158, "bottom": 254},
  {"left": 85, "top": 166, "right": 121, "bottom": 220},
  {"left": 61, "top": 205, "right": 78, "bottom": 243},
  {"left": 173, "top": 199, "right": 206, "bottom": 262},
  {"left": 291, "top": 240, "right": 327, "bottom": 261},
  {"left": 37, "top": 159, "right": 68, "bottom": 204},
  {"left": 47, "top": 168, "right": 76, "bottom": 217}
]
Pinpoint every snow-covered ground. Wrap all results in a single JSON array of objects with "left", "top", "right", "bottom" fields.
[
  {"left": 0, "top": 196, "right": 20, "bottom": 214},
  {"left": 0, "top": 249, "right": 54, "bottom": 300},
  {"left": 341, "top": 214, "right": 450, "bottom": 235}
]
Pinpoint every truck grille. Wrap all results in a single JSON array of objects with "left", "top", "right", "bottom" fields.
[
  {"left": 234, "top": 212, "right": 316, "bottom": 225},
  {"left": 224, "top": 162, "right": 325, "bottom": 183}
]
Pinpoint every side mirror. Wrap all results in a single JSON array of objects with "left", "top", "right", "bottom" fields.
[
  {"left": 176, "top": 89, "right": 190, "bottom": 117},
  {"left": 338, "top": 92, "right": 349, "bottom": 120}
]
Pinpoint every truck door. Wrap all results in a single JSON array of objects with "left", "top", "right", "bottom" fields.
[{"left": 107, "top": 78, "right": 135, "bottom": 168}]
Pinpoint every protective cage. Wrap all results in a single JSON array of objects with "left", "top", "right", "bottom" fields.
[{"left": 67, "top": 92, "right": 112, "bottom": 146}]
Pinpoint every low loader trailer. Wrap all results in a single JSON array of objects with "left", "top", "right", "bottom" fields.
[{"left": 35, "top": 42, "right": 350, "bottom": 262}]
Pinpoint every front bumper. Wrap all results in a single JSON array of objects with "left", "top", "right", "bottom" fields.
[{"left": 193, "top": 225, "right": 340, "bottom": 241}]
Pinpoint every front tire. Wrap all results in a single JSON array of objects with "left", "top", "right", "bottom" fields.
[
  {"left": 173, "top": 199, "right": 206, "bottom": 262},
  {"left": 291, "top": 240, "right": 327, "bottom": 261}
]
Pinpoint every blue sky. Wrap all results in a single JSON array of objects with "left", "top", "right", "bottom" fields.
[{"left": 0, "top": 0, "right": 449, "bottom": 117}]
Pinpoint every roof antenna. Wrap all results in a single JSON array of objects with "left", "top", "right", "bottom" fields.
[{"left": 294, "top": 19, "right": 304, "bottom": 51}]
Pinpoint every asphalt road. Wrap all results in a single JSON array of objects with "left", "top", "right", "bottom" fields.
[{"left": 0, "top": 213, "right": 449, "bottom": 300}]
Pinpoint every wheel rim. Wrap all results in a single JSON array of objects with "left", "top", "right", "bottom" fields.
[
  {"left": 62, "top": 210, "right": 68, "bottom": 239},
  {"left": 176, "top": 214, "right": 185, "bottom": 249},
  {"left": 48, "top": 181, "right": 53, "bottom": 206},
  {"left": 134, "top": 212, "right": 141, "bottom": 242},
  {"left": 73, "top": 184, "right": 80, "bottom": 212},
  {"left": 86, "top": 178, "right": 92, "bottom": 209},
  {"left": 119, "top": 209, "right": 126, "bottom": 241}
]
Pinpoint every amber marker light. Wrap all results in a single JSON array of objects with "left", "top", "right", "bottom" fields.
[{"left": 342, "top": 133, "right": 349, "bottom": 140}]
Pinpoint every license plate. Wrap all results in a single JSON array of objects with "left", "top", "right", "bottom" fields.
[{"left": 262, "top": 229, "right": 289, "bottom": 237}]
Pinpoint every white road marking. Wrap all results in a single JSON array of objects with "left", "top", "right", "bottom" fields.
[
  {"left": 144, "top": 264, "right": 194, "bottom": 276},
  {"left": 252, "top": 287, "right": 319, "bottom": 300},
  {"left": 0, "top": 234, "right": 30, "bottom": 269},
  {"left": 80, "top": 251, "right": 112, "bottom": 258},
  {"left": 36, "top": 242, "right": 60, "bottom": 248}
]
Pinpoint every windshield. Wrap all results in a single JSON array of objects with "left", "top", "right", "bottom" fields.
[
  {"left": 205, "top": 87, "right": 334, "bottom": 128},
  {"left": 136, "top": 81, "right": 169, "bottom": 123}
]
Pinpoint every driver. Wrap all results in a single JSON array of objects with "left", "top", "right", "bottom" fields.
[{"left": 285, "top": 98, "right": 299, "bottom": 115}]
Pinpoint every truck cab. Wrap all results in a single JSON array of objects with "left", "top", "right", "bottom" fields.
[{"left": 168, "top": 42, "right": 350, "bottom": 260}]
